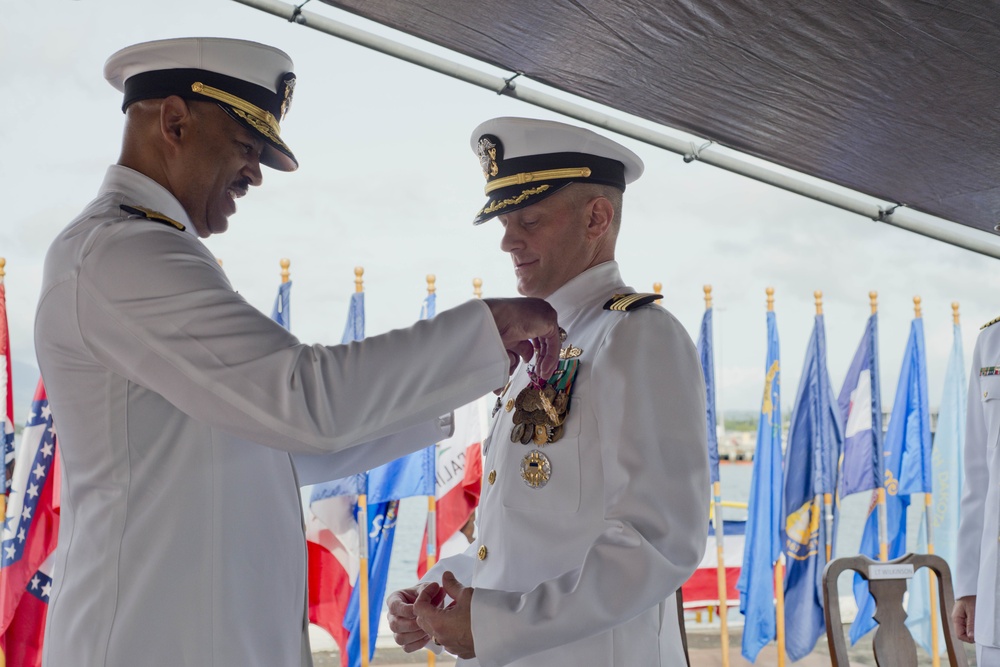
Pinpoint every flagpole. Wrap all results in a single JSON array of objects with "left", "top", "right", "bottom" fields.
[
  {"left": 0, "top": 257, "right": 6, "bottom": 527},
  {"left": 0, "top": 258, "right": 5, "bottom": 667},
  {"left": 354, "top": 267, "right": 372, "bottom": 667},
  {"left": 815, "top": 291, "right": 836, "bottom": 563},
  {"left": 768, "top": 287, "right": 787, "bottom": 667},
  {"left": 913, "top": 296, "right": 942, "bottom": 667},
  {"left": 869, "top": 291, "right": 890, "bottom": 563},
  {"left": 424, "top": 274, "right": 438, "bottom": 667},
  {"left": 704, "top": 285, "right": 731, "bottom": 667}
]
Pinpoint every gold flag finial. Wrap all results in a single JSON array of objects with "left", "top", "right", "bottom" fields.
[
  {"left": 280, "top": 258, "right": 291, "bottom": 284},
  {"left": 0, "top": 257, "right": 5, "bottom": 280},
  {"left": 426, "top": 274, "right": 436, "bottom": 295},
  {"left": 354, "top": 266, "right": 364, "bottom": 293},
  {"left": 952, "top": 301, "right": 960, "bottom": 325},
  {"left": 703, "top": 285, "right": 712, "bottom": 310},
  {"left": 814, "top": 290, "right": 823, "bottom": 315},
  {"left": 653, "top": 282, "right": 662, "bottom": 295},
  {"left": 766, "top": 286, "right": 774, "bottom": 312},
  {"left": 473, "top": 277, "right": 483, "bottom": 299},
  {"left": 216, "top": 258, "right": 223, "bottom": 267},
  {"left": 869, "top": 291, "right": 878, "bottom": 315},
  {"left": 914, "top": 295, "right": 922, "bottom": 318}
]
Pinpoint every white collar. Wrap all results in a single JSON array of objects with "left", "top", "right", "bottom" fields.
[
  {"left": 100, "top": 165, "right": 198, "bottom": 238},
  {"left": 544, "top": 260, "right": 629, "bottom": 320}
]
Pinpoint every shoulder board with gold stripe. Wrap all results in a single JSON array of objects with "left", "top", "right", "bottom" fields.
[
  {"left": 982, "top": 315, "right": 1000, "bottom": 330},
  {"left": 603, "top": 292, "right": 663, "bottom": 312},
  {"left": 120, "top": 204, "right": 186, "bottom": 232}
]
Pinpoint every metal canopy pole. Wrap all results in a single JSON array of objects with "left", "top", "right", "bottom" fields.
[{"left": 234, "top": 0, "right": 1000, "bottom": 260}]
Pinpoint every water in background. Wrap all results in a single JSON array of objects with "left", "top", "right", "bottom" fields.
[{"left": 372, "top": 461, "right": 932, "bottom": 636}]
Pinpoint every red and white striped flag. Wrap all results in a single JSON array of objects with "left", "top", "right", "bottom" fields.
[
  {"left": 417, "top": 399, "right": 485, "bottom": 577},
  {"left": 1, "top": 380, "right": 61, "bottom": 667}
]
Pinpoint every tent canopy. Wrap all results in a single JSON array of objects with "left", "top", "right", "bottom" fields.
[{"left": 314, "top": 0, "right": 999, "bottom": 241}]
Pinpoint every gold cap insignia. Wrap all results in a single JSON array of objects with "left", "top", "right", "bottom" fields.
[
  {"left": 478, "top": 134, "right": 502, "bottom": 179},
  {"left": 982, "top": 315, "right": 1000, "bottom": 330},
  {"left": 279, "top": 73, "right": 295, "bottom": 121}
]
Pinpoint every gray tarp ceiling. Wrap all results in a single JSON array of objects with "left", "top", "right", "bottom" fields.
[{"left": 316, "top": 0, "right": 1000, "bottom": 238}]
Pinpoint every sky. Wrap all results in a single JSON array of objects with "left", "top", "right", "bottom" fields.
[{"left": 3, "top": 0, "right": 1000, "bottom": 426}]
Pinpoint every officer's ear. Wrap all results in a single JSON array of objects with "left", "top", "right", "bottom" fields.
[
  {"left": 159, "top": 95, "right": 192, "bottom": 150},
  {"left": 584, "top": 195, "right": 615, "bottom": 241}
]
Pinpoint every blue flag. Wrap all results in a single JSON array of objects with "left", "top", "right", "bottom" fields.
[
  {"left": 736, "top": 309, "right": 782, "bottom": 663},
  {"left": 850, "top": 316, "right": 929, "bottom": 644},
  {"left": 782, "top": 313, "right": 842, "bottom": 662},
  {"left": 421, "top": 291, "right": 436, "bottom": 321},
  {"left": 340, "top": 289, "right": 440, "bottom": 667},
  {"left": 341, "top": 292, "right": 365, "bottom": 345},
  {"left": 898, "top": 318, "right": 932, "bottom": 496},
  {"left": 906, "top": 321, "right": 965, "bottom": 654},
  {"left": 696, "top": 307, "right": 720, "bottom": 484},
  {"left": 271, "top": 280, "right": 291, "bottom": 330},
  {"left": 837, "top": 313, "right": 883, "bottom": 497}
]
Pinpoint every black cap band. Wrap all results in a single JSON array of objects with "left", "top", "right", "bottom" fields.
[
  {"left": 121, "top": 68, "right": 283, "bottom": 118},
  {"left": 489, "top": 152, "right": 626, "bottom": 192}
]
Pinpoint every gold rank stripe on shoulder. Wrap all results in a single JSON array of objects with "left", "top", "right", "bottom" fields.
[
  {"left": 982, "top": 315, "right": 1000, "bottom": 330},
  {"left": 119, "top": 204, "right": 186, "bottom": 232},
  {"left": 602, "top": 292, "right": 663, "bottom": 312}
]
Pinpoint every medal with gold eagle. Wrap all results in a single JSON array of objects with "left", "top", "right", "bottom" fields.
[{"left": 513, "top": 329, "right": 582, "bottom": 488}]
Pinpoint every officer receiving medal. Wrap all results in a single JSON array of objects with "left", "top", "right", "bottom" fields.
[{"left": 388, "top": 117, "right": 711, "bottom": 667}]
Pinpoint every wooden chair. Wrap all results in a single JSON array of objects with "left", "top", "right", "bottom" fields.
[{"left": 822, "top": 553, "right": 968, "bottom": 667}]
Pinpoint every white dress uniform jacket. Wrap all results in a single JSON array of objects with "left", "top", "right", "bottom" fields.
[
  {"left": 956, "top": 319, "right": 1000, "bottom": 652},
  {"left": 34, "top": 165, "right": 510, "bottom": 667},
  {"left": 424, "top": 261, "right": 710, "bottom": 667}
]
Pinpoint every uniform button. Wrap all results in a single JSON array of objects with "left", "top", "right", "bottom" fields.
[
  {"left": 505, "top": 399, "right": 514, "bottom": 412},
  {"left": 478, "top": 545, "right": 488, "bottom": 560},
  {"left": 488, "top": 470, "right": 497, "bottom": 485}
]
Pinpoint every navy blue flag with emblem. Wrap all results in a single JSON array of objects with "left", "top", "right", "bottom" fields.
[
  {"left": 736, "top": 309, "right": 782, "bottom": 662},
  {"left": 837, "top": 313, "right": 883, "bottom": 497},
  {"left": 696, "top": 307, "right": 720, "bottom": 484},
  {"left": 271, "top": 280, "right": 291, "bottom": 330},
  {"left": 850, "top": 315, "right": 929, "bottom": 644},
  {"left": 782, "top": 313, "right": 842, "bottom": 662}
]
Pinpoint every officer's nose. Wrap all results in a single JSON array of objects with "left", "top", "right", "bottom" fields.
[{"left": 499, "top": 220, "right": 523, "bottom": 254}]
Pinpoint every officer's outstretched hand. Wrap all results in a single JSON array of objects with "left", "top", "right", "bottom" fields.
[
  {"left": 387, "top": 583, "right": 445, "bottom": 652},
  {"left": 483, "top": 298, "right": 560, "bottom": 380},
  {"left": 413, "top": 571, "right": 476, "bottom": 659}
]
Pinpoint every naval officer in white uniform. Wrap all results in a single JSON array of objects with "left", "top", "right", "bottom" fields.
[
  {"left": 33, "top": 39, "right": 560, "bottom": 667},
  {"left": 388, "top": 117, "right": 710, "bottom": 666},
  {"left": 954, "top": 317, "right": 1000, "bottom": 666}
]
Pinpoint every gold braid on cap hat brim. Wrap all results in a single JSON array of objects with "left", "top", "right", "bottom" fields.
[
  {"left": 191, "top": 82, "right": 290, "bottom": 152},
  {"left": 484, "top": 167, "right": 592, "bottom": 194}
]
